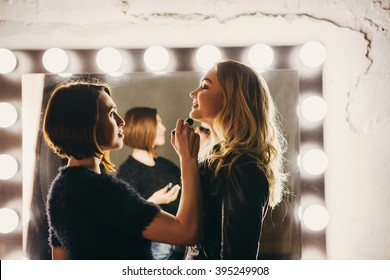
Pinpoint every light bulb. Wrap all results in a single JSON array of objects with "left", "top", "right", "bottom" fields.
[
  {"left": 300, "top": 41, "right": 326, "bottom": 68},
  {"left": 248, "top": 43, "right": 274, "bottom": 70},
  {"left": 0, "top": 48, "right": 17, "bottom": 74},
  {"left": 144, "top": 46, "right": 170, "bottom": 71},
  {"left": 196, "top": 45, "right": 221, "bottom": 70},
  {"left": 0, "top": 102, "right": 18, "bottom": 128},
  {"left": 42, "top": 48, "right": 69, "bottom": 73},
  {"left": 96, "top": 47, "right": 122, "bottom": 73}
]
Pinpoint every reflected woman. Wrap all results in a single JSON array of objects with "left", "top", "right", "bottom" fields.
[
  {"left": 43, "top": 81, "right": 201, "bottom": 259},
  {"left": 116, "top": 107, "right": 185, "bottom": 260},
  {"left": 185, "top": 59, "right": 287, "bottom": 260}
]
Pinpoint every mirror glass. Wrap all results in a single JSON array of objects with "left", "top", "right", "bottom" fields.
[{"left": 22, "top": 70, "right": 300, "bottom": 259}]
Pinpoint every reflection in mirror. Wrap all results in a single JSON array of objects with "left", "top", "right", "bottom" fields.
[{"left": 22, "top": 70, "right": 300, "bottom": 259}]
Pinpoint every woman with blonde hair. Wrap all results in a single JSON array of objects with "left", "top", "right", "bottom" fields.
[{"left": 185, "top": 59, "right": 287, "bottom": 260}]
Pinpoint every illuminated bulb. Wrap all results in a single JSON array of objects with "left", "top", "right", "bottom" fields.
[
  {"left": 303, "top": 204, "right": 329, "bottom": 230},
  {"left": 0, "top": 102, "right": 18, "bottom": 128},
  {"left": 301, "top": 95, "right": 327, "bottom": 122},
  {"left": 0, "top": 154, "right": 19, "bottom": 180},
  {"left": 196, "top": 45, "right": 221, "bottom": 70},
  {"left": 144, "top": 46, "right": 170, "bottom": 72},
  {"left": 96, "top": 47, "right": 122, "bottom": 73},
  {"left": 248, "top": 43, "right": 274, "bottom": 70},
  {"left": 0, "top": 48, "right": 17, "bottom": 74},
  {"left": 42, "top": 48, "right": 69, "bottom": 73},
  {"left": 300, "top": 41, "right": 326, "bottom": 68},
  {"left": 301, "top": 149, "right": 328, "bottom": 175},
  {"left": 0, "top": 208, "right": 19, "bottom": 233}
]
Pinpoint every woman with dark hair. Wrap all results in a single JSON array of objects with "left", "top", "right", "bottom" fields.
[
  {"left": 116, "top": 107, "right": 185, "bottom": 260},
  {"left": 185, "top": 59, "right": 287, "bottom": 260},
  {"left": 43, "top": 80, "right": 201, "bottom": 260}
]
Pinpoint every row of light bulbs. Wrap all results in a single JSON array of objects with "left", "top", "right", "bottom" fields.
[
  {"left": 299, "top": 93, "right": 328, "bottom": 234},
  {"left": 0, "top": 96, "right": 20, "bottom": 235},
  {"left": 296, "top": 41, "right": 328, "bottom": 239},
  {"left": 0, "top": 41, "right": 326, "bottom": 74},
  {"left": 0, "top": 42, "right": 328, "bottom": 238}
]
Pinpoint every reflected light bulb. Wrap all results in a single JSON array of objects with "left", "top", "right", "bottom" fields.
[
  {"left": 96, "top": 47, "right": 122, "bottom": 73},
  {"left": 0, "top": 102, "right": 18, "bottom": 128},
  {"left": 300, "top": 41, "right": 326, "bottom": 68},
  {"left": 0, "top": 154, "right": 19, "bottom": 180},
  {"left": 303, "top": 204, "right": 329, "bottom": 231},
  {"left": 248, "top": 43, "right": 274, "bottom": 70},
  {"left": 196, "top": 45, "right": 221, "bottom": 70},
  {"left": 301, "top": 95, "right": 327, "bottom": 122},
  {"left": 0, "top": 208, "right": 19, "bottom": 233},
  {"left": 0, "top": 48, "right": 17, "bottom": 74},
  {"left": 42, "top": 48, "right": 69, "bottom": 73},
  {"left": 144, "top": 46, "right": 170, "bottom": 72},
  {"left": 301, "top": 149, "right": 328, "bottom": 175}
]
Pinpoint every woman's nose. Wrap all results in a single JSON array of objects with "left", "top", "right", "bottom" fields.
[
  {"left": 117, "top": 114, "right": 125, "bottom": 127},
  {"left": 189, "top": 88, "right": 198, "bottom": 98}
]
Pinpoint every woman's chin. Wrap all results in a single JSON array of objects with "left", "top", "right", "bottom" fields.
[
  {"left": 113, "top": 142, "right": 124, "bottom": 150},
  {"left": 189, "top": 112, "right": 200, "bottom": 121}
]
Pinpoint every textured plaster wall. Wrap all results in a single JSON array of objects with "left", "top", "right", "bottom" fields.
[{"left": 1, "top": 0, "right": 389, "bottom": 259}]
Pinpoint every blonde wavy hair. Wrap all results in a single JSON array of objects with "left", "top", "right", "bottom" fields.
[{"left": 205, "top": 59, "right": 287, "bottom": 208}]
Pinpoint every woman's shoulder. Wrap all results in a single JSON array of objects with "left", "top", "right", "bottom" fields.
[
  {"left": 226, "top": 154, "right": 267, "bottom": 185},
  {"left": 118, "top": 156, "right": 140, "bottom": 169},
  {"left": 156, "top": 156, "right": 175, "bottom": 164},
  {"left": 51, "top": 166, "right": 95, "bottom": 186},
  {"left": 156, "top": 156, "right": 179, "bottom": 169},
  {"left": 235, "top": 153, "right": 260, "bottom": 167},
  {"left": 51, "top": 166, "right": 131, "bottom": 192},
  {"left": 116, "top": 156, "right": 142, "bottom": 177}
]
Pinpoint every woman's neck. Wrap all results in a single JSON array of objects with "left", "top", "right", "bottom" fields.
[
  {"left": 67, "top": 156, "right": 102, "bottom": 174},
  {"left": 131, "top": 148, "right": 155, "bottom": 166},
  {"left": 210, "top": 123, "right": 221, "bottom": 143}
]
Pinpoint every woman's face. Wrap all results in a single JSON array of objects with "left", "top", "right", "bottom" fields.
[
  {"left": 96, "top": 91, "right": 125, "bottom": 152},
  {"left": 189, "top": 67, "right": 224, "bottom": 125},
  {"left": 154, "top": 114, "right": 166, "bottom": 147}
]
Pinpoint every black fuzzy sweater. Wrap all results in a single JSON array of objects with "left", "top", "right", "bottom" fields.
[{"left": 46, "top": 166, "right": 160, "bottom": 260}]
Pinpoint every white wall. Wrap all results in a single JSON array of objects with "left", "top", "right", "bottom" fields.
[{"left": 1, "top": 0, "right": 389, "bottom": 259}]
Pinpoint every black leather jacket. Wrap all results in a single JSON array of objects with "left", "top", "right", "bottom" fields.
[{"left": 185, "top": 154, "right": 269, "bottom": 260}]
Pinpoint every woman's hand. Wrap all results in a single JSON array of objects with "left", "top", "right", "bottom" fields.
[
  {"left": 171, "top": 119, "right": 200, "bottom": 161},
  {"left": 142, "top": 118, "right": 202, "bottom": 245},
  {"left": 147, "top": 183, "right": 181, "bottom": 205}
]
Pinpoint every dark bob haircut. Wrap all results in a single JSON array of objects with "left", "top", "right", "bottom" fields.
[
  {"left": 123, "top": 107, "right": 158, "bottom": 158},
  {"left": 43, "top": 80, "right": 115, "bottom": 171}
]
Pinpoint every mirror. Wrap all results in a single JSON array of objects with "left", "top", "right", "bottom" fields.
[{"left": 22, "top": 70, "right": 300, "bottom": 259}]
